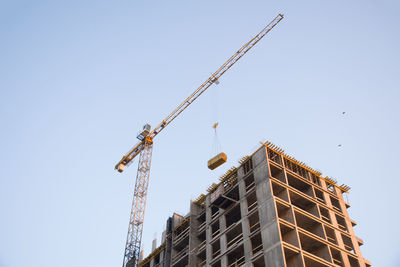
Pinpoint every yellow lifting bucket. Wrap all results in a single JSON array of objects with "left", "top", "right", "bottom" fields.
[{"left": 208, "top": 152, "right": 227, "bottom": 170}]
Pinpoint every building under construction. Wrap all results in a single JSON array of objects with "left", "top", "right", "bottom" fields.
[{"left": 138, "top": 142, "right": 370, "bottom": 267}]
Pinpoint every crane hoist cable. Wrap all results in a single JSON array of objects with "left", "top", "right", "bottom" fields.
[
  {"left": 210, "top": 73, "right": 221, "bottom": 156},
  {"left": 208, "top": 122, "right": 227, "bottom": 170},
  {"left": 212, "top": 122, "right": 221, "bottom": 155},
  {"left": 115, "top": 14, "right": 284, "bottom": 267}
]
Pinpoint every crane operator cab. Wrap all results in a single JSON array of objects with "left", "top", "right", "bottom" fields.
[{"left": 137, "top": 124, "right": 151, "bottom": 141}]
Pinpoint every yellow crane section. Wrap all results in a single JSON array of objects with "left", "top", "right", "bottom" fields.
[{"left": 115, "top": 13, "right": 284, "bottom": 172}]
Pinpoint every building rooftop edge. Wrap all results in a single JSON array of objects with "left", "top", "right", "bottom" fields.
[{"left": 194, "top": 140, "right": 350, "bottom": 207}]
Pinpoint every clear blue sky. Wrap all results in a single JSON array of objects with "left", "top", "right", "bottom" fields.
[{"left": 1, "top": 0, "right": 399, "bottom": 266}]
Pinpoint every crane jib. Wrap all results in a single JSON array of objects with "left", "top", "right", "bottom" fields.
[{"left": 115, "top": 14, "right": 283, "bottom": 172}]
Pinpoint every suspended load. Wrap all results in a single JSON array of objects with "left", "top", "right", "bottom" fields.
[
  {"left": 208, "top": 152, "right": 227, "bottom": 170},
  {"left": 208, "top": 122, "right": 227, "bottom": 170}
]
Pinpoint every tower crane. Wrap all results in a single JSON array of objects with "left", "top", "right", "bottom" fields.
[{"left": 115, "top": 14, "right": 284, "bottom": 267}]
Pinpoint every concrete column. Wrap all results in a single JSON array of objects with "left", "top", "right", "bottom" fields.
[
  {"left": 164, "top": 235, "right": 172, "bottom": 267},
  {"left": 252, "top": 148, "right": 285, "bottom": 267},
  {"left": 237, "top": 166, "right": 252, "bottom": 266},
  {"left": 159, "top": 250, "right": 164, "bottom": 267},
  {"left": 189, "top": 201, "right": 202, "bottom": 267},
  {"left": 219, "top": 209, "right": 228, "bottom": 266},
  {"left": 205, "top": 195, "right": 213, "bottom": 266}
]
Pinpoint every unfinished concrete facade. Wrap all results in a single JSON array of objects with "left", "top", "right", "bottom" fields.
[{"left": 138, "top": 143, "right": 370, "bottom": 267}]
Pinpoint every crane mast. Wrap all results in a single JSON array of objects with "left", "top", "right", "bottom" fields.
[
  {"left": 123, "top": 137, "right": 153, "bottom": 267},
  {"left": 117, "top": 14, "right": 284, "bottom": 267}
]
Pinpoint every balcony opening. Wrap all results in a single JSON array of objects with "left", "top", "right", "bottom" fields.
[
  {"left": 211, "top": 206, "right": 219, "bottom": 221},
  {"left": 214, "top": 185, "right": 240, "bottom": 210},
  {"left": 243, "top": 159, "right": 253, "bottom": 175},
  {"left": 283, "top": 247, "right": 303, "bottom": 267},
  {"left": 252, "top": 255, "right": 265, "bottom": 267},
  {"left": 247, "top": 191, "right": 258, "bottom": 213},
  {"left": 314, "top": 189, "right": 325, "bottom": 204},
  {"left": 290, "top": 191, "right": 319, "bottom": 217},
  {"left": 335, "top": 214, "right": 348, "bottom": 232},
  {"left": 280, "top": 222, "right": 299, "bottom": 247},
  {"left": 226, "top": 223, "right": 243, "bottom": 249},
  {"left": 173, "top": 232, "right": 189, "bottom": 251},
  {"left": 171, "top": 246, "right": 188, "bottom": 267},
  {"left": 248, "top": 210, "right": 260, "bottom": 234},
  {"left": 197, "top": 245, "right": 206, "bottom": 266},
  {"left": 250, "top": 232, "right": 263, "bottom": 256},
  {"left": 225, "top": 185, "right": 240, "bottom": 201},
  {"left": 323, "top": 225, "right": 337, "bottom": 245},
  {"left": 197, "top": 228, "right": 206, "bottom": 251},
  {"left": 330, "top": 196, "right": 342, "bottom": 213},
  {"left": 197, "top": 227, "right": 206, "bottom": 240},
  {"left": 310, "top": 173, "right": 321, "bottom": 186},
  {"left": 270, "top": 164, "right": 286, "bottom": 183},
  {"left": 341, "top": 234, "right": 355, "bottom": 253},
  {"left": 211, "top": 221, "right": 220, "bottom": 240},
  {"left": 173, "top": 218, "right": 189, "bottom": 237},
  {"left": 227, "top": 244, "right": 245, "bottom": 267},
  {"left": 197, "top": 220, "right": 206, "bottom": 236},
  {"left": 326, "top": 183, "right": 336, "bottom": 195},
  {"left": 276, "top": 201, "right": 294, "bottom": 224},
  {"left": 299, "top": 233, "right": 331, "bottom": 262},
  {"left": 197, "top": 209, "right": 206, "bottom": 223},
  {"left": 287, "top": 173, "right": 314, "bottom": 197},
  {"left": 173, "top": 220, "right": 190, "bottom": 250},
  {"left": 211, "top": 239, "right": 221, "bottom": 259},
  {"left": 226, "top": 204, "right": 242, "bottom": 229},
  {"left": 294, "top": 211, "right": 325, "bottom": 239},
  {"left": 347, "top": 255, "right": 360, "bottom": 267},
  {"left": 268, "top": 148, "right": 282, "bottom": 165},
  {"left": 284, "top": 158, "right": 310, "bottom": 180},
  {"left": 272, "top": 181, "right": 289, "bottom": 202},
  {"left": 211, "top": 259, "right": 221, "bottom": 267},
  {"left": 223, "top": 185, "right": 239, "bottom": 210},
  {"left": 319, "top": 207, "right": 331, "bottom": 223},
  {"left": 330, "top": 247, "right": 344, "bottom": 267},
  {"left": 244, "top": 173, "right": 255, "bottom": 193}
]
